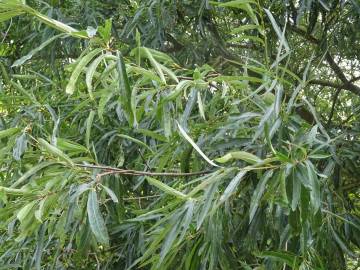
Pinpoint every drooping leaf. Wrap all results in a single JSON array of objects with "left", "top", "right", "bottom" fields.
[{"left": 87, "top": 190, "right": 109, "bottom": 245}]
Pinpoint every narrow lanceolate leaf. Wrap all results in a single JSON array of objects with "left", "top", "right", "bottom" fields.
[
  {"left": 11, "top": 162, "right": 54, "bottom": 188},
  {"left": 0, "top": 127, "right": 20, "bottom": 139},
  {"left": 12, "top": 132, "right": 27, "bottom": 161},
  {"left": 85, "top": 110, "right": 95, "bottom": 149},
  {"left": 38, "top": 138, "right": 74, "bottom": 166},
  {"left": 87, "top": 190, "right": 109, "bottom": 245},
  {"left": 27, "top": 8, "right": 88, "bottom": 38},
  {"left": 197, "top": 91, "right": 206, "bottom": 120},
  {"left": 177, "top": 122, "right": 219, "bottom": 167},
  {"left": 305, "top": 160, "right": 320, "bottom": 213},
  {"left": 17, "top": 201, "right": 36, "bottom": 223},
  {"left": 146, "top": 176, "right": 187, "bottom": 200},
  {"left": 0, "top": 10, "right": 24, "bottom": 23},
  {"left": 0, "top": 186, "right": 31, "bottom": 195},
  {"left": 258, "top": 251, "right": 299, "bottom": 268},
  {"left": 85, "top": 53, "right": 108, "bottom": 99},
  {"left": 215, "top": 151, "right": 262, "bottom": 164},
  {"left": 264, "top": 9, "right": 290, "bottom": 52},
  {"left": 65, "top": 48, "right": 103, "bottom": 94},
  {"left": 116, "top": 51, "right": 134, "bottom": 126},
  {"left": 101, "top": 185, "right": 119, "bottom": 203},
  {"left": 291, "top": 170, "right": 301, "bottom": 211},
  {"left": 12, "top": 34, "right": 66, "bottom": 67},
  {"left": 143, "top": 47, "right": 166, "bottom": 83},
  {"left": 220, "top": 170, "right": 247, "bottom": 203},
  {"left": 117, "top": 134, "right": 153, "bottom": 153},
  {"left": 249, "top": 170, "right": 273, "bottom": 223}
]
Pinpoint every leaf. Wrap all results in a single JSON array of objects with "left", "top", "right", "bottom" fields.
[
  {"left": 249, "top": 170, "right": 273, "bottom": 223},
  {"left": 305, "top": 160, "right": 320, "bottom": 213},
  {"left": 97, "top": 90, "right": 113, "bottom": 124},
  {"left": 65, "top": 48, "right": 103, "bottom": 95},
  {"left": 117, "top": 134, "right": 153, "bottom": 153},
  {"left": 27, "top": 7, "right": 88, "bottom": 38},
  {"left": 117, "top": 51, "right": 134, "bottom": 126},
  {"left": 177, "top": 121, "right": 219, "bottom": 167},
  {"left": 98, "top": 19, "right": 112, "bottom": 43},
  {"left": 178, "top": 199, "right": 195, "bottom": 243},
  {"left": 85, "top": 110, "right": 95, "bottom": 149},
  {"left": 0, "top": 186, "right": 31, "bottom": 195},
  {"left": 215, "top": 151, "right": 262, "bottom": 164},
  {"left": 0, "top": 127, "right": 20, "bottom": 139},
  {"left": 34, "top": 198, "right": 46, "bottom": 222},
  {"left": 329, "top": 223, "right": 357, "bottom": 258},
  {"left": 160, "top": 64, "right": 179, "bottom": 83},
  {"left": 143, "top": 47, "right": 166, "bottom": 83},
  {"left": 219, "top": 170, "right": 247, "bottom": 203},
  {"left": 85, "top": 53, "right": 107, "bottom": 99},
  {"left": 12, "top": 132, "right": 27, "bottom": 161},
  {"left": 12, "top": 34, "right": 65, "bottom": 67},
  {"left": 159, "top": 222, "right": 180, "bottom": 264},
  {"left": 291, "top": 170, "right": 301, "bottom": 211},
  {"left": 219, "top": 1, "right": 258, "bottom": 25},
  {"left": 0, "top": 10, "right": 24, "bottom": 23},
  {"left": 146, "top": 176, "right": 187, "bottom": 200},
  {"left": 264, "top": 9, "right": 290, "bottom": 52},
  {"left": 87, "top": 190, "right": 109, "bottom": 245},
  {"left": 17, "top": 201, "right": 36, "bottom": 223},
  {"left": 258, "top": 251, "right": 299, "bottom": 268},
  {"left": 57, "top": 138, "right": 88, "bottom": 153},
  {"left": 197, "top": 91, "right": 206, "bottom": 120},
  {"left": 38, "top": 138, "right": 74, "bottom": 166},
  {"left": 101, "top": 185, "right": 119, "bottom": 203},
  {"left": 11, "top": 162, "right": 54, "bottom": 188}
]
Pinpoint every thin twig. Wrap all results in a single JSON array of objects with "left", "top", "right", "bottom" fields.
[{"left": 75, "top": 163, "right": 213, "bottom": 177}]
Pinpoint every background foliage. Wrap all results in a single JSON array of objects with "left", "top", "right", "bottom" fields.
[{"left": 0, "top": 0, "right": 359, "bottom": 269}]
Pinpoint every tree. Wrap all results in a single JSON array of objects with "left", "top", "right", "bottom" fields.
[{"left": 0, "top": 0, "right": 359, "bottom": 269}]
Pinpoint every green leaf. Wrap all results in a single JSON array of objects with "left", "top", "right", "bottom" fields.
[
  {"left": 291, "top": 170, "right": 301, "bottom": 211},
  {"left": 65, "top": 48, "right": 103, "bottom": 95},
  {"left": 220, "top": 170, "right": 247, "bottom": 203},
  {"left": 11, "top": 161, "right": 54, "bottom": 188},
  {"left": 12, "top": 132, "right": 27, "bottom": 160},
  {"left": 177, "top": 122, "right": 219, "bottom": 167},
  {"left": 12, "top": 34, "right": 66, "bottom": 67},
  {"left": 0, "top": 186, "right": 31, "bottom": 195},
  {"left": 197, "top": 91, "right": 206, "bottom": 120},
  {"left": 215, "top": 151, "right": 262, "bottom": 164},
  {"left": 98, "top": 19, "right": 112, "bottom": 43},
  {"left": 101, "top": 185, "right": 119, "bottom": 203},
  {"left": 97, "top": 90, "right": 113, "bottom": 124},
  {"left": 146, "top": 176, "right": 187, "bottom": 200},
  {"left": 17, "top": 201, "right": 36, "bottom": 223},
  {"left": 143, "top": 47, "right": 166, "bottom": 83},
  {"left": 117, "top": 134, "right": 153, "bottom": 153},
  {"left": 0, "top": 127, "right": 20, "bottom": 140},
  {"left": 264, "top": 9, "right": 289, "bottom": 52},
  {"left": 249, "top": 170, "right": 273, "bottom": 223},
  {"left": 87, "top": 190, "right": 109, "bottom": 245},
  {"left": 258, "top": 251, "right": 299, "bottom": 268},
  {"left": 85, "top": 53, "right": 108, "bottom": 99},
  {"left": 38, "top": 138, "right": 74, "bottom": 166},
  {"left": 117, "top": 51, "right": 134, "bottom": 126},
  {"left": 85, "top": 110, "right": 95, "bottom": 149},
  {"left": 305, "top": 160, "right": 320, "bottom": 213}
]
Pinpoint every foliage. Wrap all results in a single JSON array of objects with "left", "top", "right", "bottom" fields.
[{"left": 0, "top": 0, "right": 359, "bottom": 269}]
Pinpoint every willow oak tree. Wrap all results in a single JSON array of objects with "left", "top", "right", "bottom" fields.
[{"left": 0, "top": 0, "right": 359, "bottom": 269}]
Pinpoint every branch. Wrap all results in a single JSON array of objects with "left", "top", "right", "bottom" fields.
[
  {"left": 327, "top": 88, "right": 341, "bottom": 126},
  {"left": 75, "top": 163, "right": 213, "bottom": 177},
  {"left": 288, "top": 25, "right": 360, "bottom": 96}
]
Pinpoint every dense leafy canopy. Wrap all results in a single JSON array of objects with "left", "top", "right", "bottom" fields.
[{"left": 0, "top": 0, "right": 359, "bottom": 269}]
